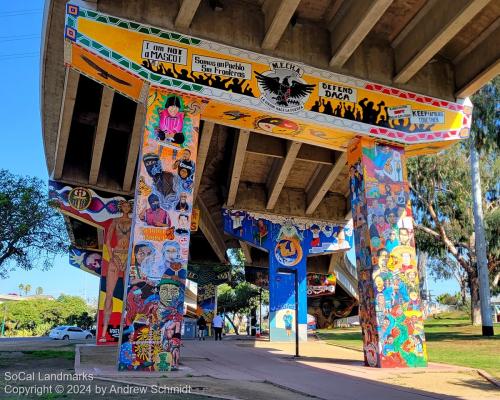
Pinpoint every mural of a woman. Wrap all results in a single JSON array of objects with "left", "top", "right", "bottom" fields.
[{"left": 99, "top": 200, "right": 133, "bottom": 343}]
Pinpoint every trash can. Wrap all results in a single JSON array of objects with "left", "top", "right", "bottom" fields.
[{"left": 182, "top": 318, "right": 197, "bottom": 339}]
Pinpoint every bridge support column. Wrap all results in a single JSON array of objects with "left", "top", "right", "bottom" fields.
[
  {"left": 118, "top": 88, "right": 203, "bottom": 371},
  {"left": 269, "top": 255, "right": 308, "bottom": 342},
  {"left": 348, "top": 138, "right": 427, "bottom": 367}
]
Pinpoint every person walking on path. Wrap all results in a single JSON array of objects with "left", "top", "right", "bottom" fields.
[
  {"left": 197, "top": 315, "right": 207, "bottom": 340},
  {"left": 212, "top": 312, "right": 224, "bottom": 341}
]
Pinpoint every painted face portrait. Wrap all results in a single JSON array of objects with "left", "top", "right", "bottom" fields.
[
  {"left": 256, "top": 117, "right": 299, "bottom": 135},
  {"left": 84, "top": 253, "right": 102, "bottom": 271},
  {"left": 399, "top": 228, "right": 410, "bottom": 245}
]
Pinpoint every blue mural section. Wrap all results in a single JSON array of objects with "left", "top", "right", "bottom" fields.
[{"left": 222, "top": 208, "right": 353, "bottom": 341}]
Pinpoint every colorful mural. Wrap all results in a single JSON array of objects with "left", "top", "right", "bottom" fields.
[
  {"left": 307, "top": 273, "right": 336, "bottom": 297},
  {"left": 64, "top": 4, "right": 471, "bottom": 155},
  {"left": 222, "top": 208, "right": 352, "bottom": 341},
  {"left": 69, "top": 246, "right": 102, "bottom": 277},
  {"left": 187, "top": 263, "right": 231, "bottom": 323},
  {"left": 308, "top": 295, "right": 357, "bottom": 329},
  {"left": 348, "top": 138, "right": 427, "bottom": 368},
  {"left": 49, "top": 182, "right": 129, "bottom": 345},
  {"left": 118, "top": 88, "right": 202, "bottom": 372}
]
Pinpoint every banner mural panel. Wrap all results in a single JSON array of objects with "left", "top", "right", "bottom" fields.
[
  {"left": 118, "top": 88, "right": 202, "bottom": 372},
  {"left": 49, "top": 182, "right": 129, "bottom": 345},
  {"left": 348, "top": 138, "right": 427, "bottom": 368},
  {"left": 65, "top": 4, "right": 471, "bottom": 155},
  {"left": 222, "top": 208, "right": 352, "bottom": 341}
]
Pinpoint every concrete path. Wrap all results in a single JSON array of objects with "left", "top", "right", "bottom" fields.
[{"left": 75, "top": 336, "right": 500, "bottom": 400}]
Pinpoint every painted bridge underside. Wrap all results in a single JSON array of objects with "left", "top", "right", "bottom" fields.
[{"left": 40, "top": 0, "right": 498, "bottom": 344}]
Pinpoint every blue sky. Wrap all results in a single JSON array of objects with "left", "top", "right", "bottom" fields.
[{"left": 0, "top": 1, "right": 457, "bottom": 302}]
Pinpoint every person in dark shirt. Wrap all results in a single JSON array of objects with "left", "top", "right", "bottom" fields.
[{"left": 197, "top": 315, "right": 207, "bottom": 340}]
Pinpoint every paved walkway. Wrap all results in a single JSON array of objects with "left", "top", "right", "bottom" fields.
[{"left": 77, "top": 336, "right": 499, "bottom": 400}]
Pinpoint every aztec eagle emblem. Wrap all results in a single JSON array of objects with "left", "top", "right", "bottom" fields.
[{"left": 255, "top": 64, "right": 315, "bottom": 113}]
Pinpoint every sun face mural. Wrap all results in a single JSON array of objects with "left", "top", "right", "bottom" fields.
[
  {"left": 348, "top": 138, "right": 427, "bottom": 368},
  {"left": 222, "top": 208, "right": 353, "bottom": 341}
]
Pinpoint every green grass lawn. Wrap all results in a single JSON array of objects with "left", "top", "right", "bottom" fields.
[{"left": 317, "top": 312, "right": 500, "bottom": 377}]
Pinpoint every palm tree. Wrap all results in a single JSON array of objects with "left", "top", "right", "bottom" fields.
[
  {"left": 24, "top": 284, "right": 31, "bottom": 296},
  {"left": 35, "top": 287, "right": 43, "bottom": 296},
  {"left": 18, "top": 284, "right": 24, "bottom": 296}
]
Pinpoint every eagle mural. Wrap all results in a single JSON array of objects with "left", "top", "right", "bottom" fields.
[{"left": 255, "top": 71, "right": 315, "bottom": 107}]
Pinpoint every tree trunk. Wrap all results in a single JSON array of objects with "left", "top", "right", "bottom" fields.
[
  {"left": 469, "top": 140, "right": 494, "bottom": 335},
  {"left": 468, "top": 269, "right": 481, "bottom": 325},
  {"left": 460, "top": 281, "right": 467, "bottom": 307}
]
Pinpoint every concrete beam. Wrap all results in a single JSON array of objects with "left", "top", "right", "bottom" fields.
[
  {"left": 455, "top": 21, "right": 500, "bottom": 98},
  {"left": 89, "top": 87, "right": 114, "bottom": 185},
  {"left": 122, "top": 102, "right": 146, "bottom": 192},
  {"left": 306, "top": 152, "right": 347, "bottom": 215},
  {"left": 53, "top": 68, "right": 80, "bottom": 180},
  {"left": 266, "top": 141, "right": 301, "bottom": 210},
  {"left": 234, "top": 183, "right": 347, "bottom": 224},
  {"left": 324, "top": 0, "right": 345, "bottom": 26},
  {"left": 394, "top": 0, "right": 491, "bottom": 84},
  {"left": 197, "top": 196, "right": 227, "bottom": 263},
  {"left": 329, "top": 0, "right": 393, "bottom": 68},
  {"left": 227, "top": 129, "right": 250, "bottom": 207},
  {"left": 246, "top": 133, "right": 335, "bottom": 165},
  {"left": 175, "top": 0, "right": 201, "bottom": 29},
  {"left": 261, "top": 0, "right": 301, "bottom": 50},
  {"left": 239, "top": 241, "right": 253, "bottom": 265},
  {"left": 193, "top": 121, "right": 215, "bottom": 200}
]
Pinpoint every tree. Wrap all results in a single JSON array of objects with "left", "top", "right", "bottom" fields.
[
  {"left": 436, "top": 293, "right": 460, "bottom": 306},
  {"left": 24, "top": 284, "right": 31, "bottom": 297},
  {"left": 408, "top": 143, "right": 498, "bottom": 325},
  {"left": 18, "top": 284, "right": 24, "bottom": 296},
  {"left": 219, "top": 248, "right": 270, "bottom": 333},
  {"left": 0, "top": 170, "right": 67, "bottom": 277},
  {"left": 468, "top": 77, "right": 499, "bottom": 335},
  {"left": 35, "top": 287, "right": 43, "bottom": 296}
]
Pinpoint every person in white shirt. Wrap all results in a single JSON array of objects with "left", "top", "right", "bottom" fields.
[{"left": 212, "top": 313, "right": 224, "bottom": 341}]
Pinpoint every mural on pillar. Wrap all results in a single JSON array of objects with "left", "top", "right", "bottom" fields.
[
  {"left": 118, "top": 88, "right": 202, "bottom": 372},
  {"left": 187, "top": 263, "right": 231, "bottom": 323},
  {"left": 69, "top": 246, "right": 102, "bottom": 277},
  {"left": 66, "top": 4, "right": 471, "bottom": 156},
  {"left": 49, "top": 181, "right": 130, "bottom": 345},
  {"left": 348, "top": 140, "right": 427, "bottom": 368},
  {"left": 222, "top": 208, "right": 352, "bottom": 341}
]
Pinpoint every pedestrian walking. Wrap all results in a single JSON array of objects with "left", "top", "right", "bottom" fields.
[
  {"left": 197, "top": 315, "right": 207, "bottom": 340},
  {"left": 212, "top": 312, "right": 224, "bottom": 341}
]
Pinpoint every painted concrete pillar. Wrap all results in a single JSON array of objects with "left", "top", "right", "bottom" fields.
[
  {"left": 222, "top": 209, "right": 353, "bottom": 342},
  {"left": 118, "top": 88, "right": 203, "bottom": 371},
  {"left": 268, "top": 254, "right": 307, "bottom": 341},
  {"left": 348, "top": 138, "right": 427, "bottom": 368},
  {"left": 49, "top": 182, "right": 130, "bottom": 346},
  {"left": 197, "top": 283, "right": 217, "bottom": 333}
]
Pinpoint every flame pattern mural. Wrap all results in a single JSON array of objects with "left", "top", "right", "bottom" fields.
[
  {"left": 118, "top": 88, "right": 201, "bottom": 371},
  {"left": 348, "top": 138, "right": 427, "bottom": 368}
]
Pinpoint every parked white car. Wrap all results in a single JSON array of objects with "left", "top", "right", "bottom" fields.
[{"left": 49, "top": 326, "right": 93, "bottom": 340}]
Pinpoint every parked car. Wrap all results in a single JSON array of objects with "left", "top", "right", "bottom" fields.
[{"left": 49, "top": 326, "right": 93, "bottom": 340}]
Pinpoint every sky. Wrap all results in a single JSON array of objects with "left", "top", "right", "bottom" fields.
[{"left": 0, "top": 1, "right": 458, "bottom": 302}]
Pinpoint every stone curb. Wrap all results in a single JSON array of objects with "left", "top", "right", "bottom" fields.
[{"left": 476, "top": 369, "right": 500, "bottom": 388}]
